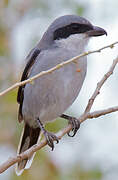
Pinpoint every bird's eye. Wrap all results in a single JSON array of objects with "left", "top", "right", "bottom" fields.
[{"left": 71, "top": 23, "right": 79, "bottom": 29}]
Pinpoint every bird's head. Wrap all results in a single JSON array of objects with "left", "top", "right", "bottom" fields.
[{"left": 39, "top": 15, "right": 107, "bottom": 51}]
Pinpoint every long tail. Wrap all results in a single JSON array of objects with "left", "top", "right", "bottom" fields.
[{"left": 15, "top": 123, "right": 41, "bottom": 176}]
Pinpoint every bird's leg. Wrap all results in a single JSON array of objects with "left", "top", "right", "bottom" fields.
[
  {"left": 60, "top": 114, "right": 80, "bottom": 137},
  {"left": 37, "top": 118, "right": 59, "bottom": 150}
]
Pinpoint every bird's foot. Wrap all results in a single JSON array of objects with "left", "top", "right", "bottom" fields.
[
  {"left": 67, "top": 117, "right": 80, "bottom": 137},
  {"left": 43, "top": 131, "right": 59, "bottom": 151},
  {"left": 37, "top": 118, "right": 59, "bottom": 150},
  {"left": 61, "top": 114, "right": 80, "bottom": 137}
]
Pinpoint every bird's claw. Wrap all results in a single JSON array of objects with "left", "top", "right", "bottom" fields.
[
  {"left": 67, "top": 117, "right": 80, "bottom": 137},
  {"left": 43, "top": 131, "right": 59, "bottom": 151}
]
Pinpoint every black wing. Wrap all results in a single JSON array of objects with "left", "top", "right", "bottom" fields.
[{"left": 17, "top": 48, "right": 41, "bottom": 122}]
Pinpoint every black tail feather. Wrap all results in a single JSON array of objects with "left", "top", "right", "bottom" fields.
[{"left": 16, "top": 124, "right": 41, "bottom": 175}]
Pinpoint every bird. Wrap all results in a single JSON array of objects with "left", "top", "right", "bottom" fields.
[{"left": 16, "top": 14, "right": 107, "bottom": 175}]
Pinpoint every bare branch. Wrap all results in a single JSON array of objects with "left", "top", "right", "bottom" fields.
[
  {"left": 88, "top": 106, "right": 118, "bottom": 118},
  {"left": 79, "top": 106, "right": 118, "bottom": 123},
  {"left": 84, "top": 56, "right": 118, "bottom": 113},
  {"left": 0, "top": 41, "right": 118, "bottom": 97},
  {"left": 1, "top": 105, "right": 118, "bottom": 173},
  {"left": 0, "top": 125, "right": 72, "bottom": 174},
  {"left": 0, "top": 43, "right": 118, "bottom": 174}
]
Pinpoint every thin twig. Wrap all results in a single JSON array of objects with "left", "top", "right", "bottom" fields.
[
  {"left": 79, "top": 106, "right": 118, "bottom": 123},
  {"left": 84, "top": 56, "right": 118, "bottom": 113},
  {"left": 0, "top": 44, "right": 118, "bottom": 174},
  {"left": 88, "top": 106, "right": 118, "bottom": 118},
  {"left": 1, "top": 105, "right": 118, "bottom": 173},
  {"left": 0, "top": 125, "right": 72, "bottom": 174},
  {"left": 0, "top": 41, "right": 118, "bottom": 97}
]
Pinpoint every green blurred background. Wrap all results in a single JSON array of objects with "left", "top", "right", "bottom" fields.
[{"left": 0, "top": 0, "right": 118, "bottom": 179}]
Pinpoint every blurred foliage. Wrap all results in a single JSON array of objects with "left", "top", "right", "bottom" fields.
[
  {"left": 0, "top": 0, "right": 104, "bottom": 180},
  {"left": 10, "top": 149, "right": 103, "bottom": 180},
  {"left": 0, "top": 26, "right": 9, "bottom": 56}
]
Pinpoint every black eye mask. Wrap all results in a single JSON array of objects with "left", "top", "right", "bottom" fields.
[{"left": 54, "top": 23, "right": 93, "bottom": 40}]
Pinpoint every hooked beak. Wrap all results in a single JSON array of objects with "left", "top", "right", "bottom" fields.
[{"left": 86, "top": 26, "right": 107, "bottom": 37}]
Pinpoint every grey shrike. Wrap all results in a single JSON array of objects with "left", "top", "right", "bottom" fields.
[{"left": 16, "top": 15, "right": 107, "bottom": 175}]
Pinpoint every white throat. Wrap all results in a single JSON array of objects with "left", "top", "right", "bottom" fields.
[{"left": 55, "top": 34, "right": 90, "bottom": 53}]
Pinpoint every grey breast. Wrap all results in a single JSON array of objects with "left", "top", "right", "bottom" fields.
[{"left": 22, "top": 47, "right": 87, "bottom": 127}]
